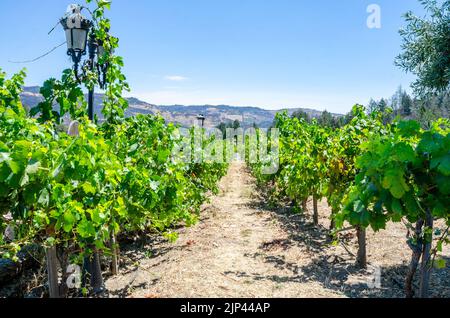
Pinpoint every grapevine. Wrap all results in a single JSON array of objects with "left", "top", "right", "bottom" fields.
[
  {"left": 0, "top": 0, "right": 228, "bottom": 297},
  {"left": 249, "top": 105, "right": 449, "bottom": 297}
]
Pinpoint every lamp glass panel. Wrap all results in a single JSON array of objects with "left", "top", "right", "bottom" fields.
[{"left": 66, "top": 28, "right": 88, "bottom": 52}]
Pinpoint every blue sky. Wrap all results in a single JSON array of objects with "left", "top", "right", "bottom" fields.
[{"left": 0, "top": 0, "right": 425, "bottom": 113}]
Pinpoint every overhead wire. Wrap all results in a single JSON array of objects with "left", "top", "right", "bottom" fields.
[{"left": 8, "top": 41, "right": 67, "bottom": 64}]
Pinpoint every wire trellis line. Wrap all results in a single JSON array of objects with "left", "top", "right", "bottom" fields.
[{"left": 8, "top": 41, "right": 67, "bottom": 64}]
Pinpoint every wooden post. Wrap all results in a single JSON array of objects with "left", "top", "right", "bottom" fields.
[
  {"left": 419, "top": 210, "right": 433, "bottom": 298},
  {"left": 301, "top": 199, "right": 307, "bottom": 213},
  {"left": 68, "top": 121, "right": 104, "bottom": 294},
  {"left": 330, "top": 208, "right": 337, "bottom": 231},
  {"left": 57, "top": 247, "right": 71, "bottom": 298},
  {"left": 406, "top": 219, "right": 424, "bottom": 298},
  {"left": 110, "top": 231, "right": 119, "bottom": 276},
  {"left": 356, "top": 226, "right": 367, "bottom": 269},
  {"left": 46, "top": 247, "right": 60, "bottom": 298},
  {"left": 313, "top": 196, "right": 319, "bottom": 226},
  {"left": 90, "top": 249, "right": 104, "bottom": 294}
]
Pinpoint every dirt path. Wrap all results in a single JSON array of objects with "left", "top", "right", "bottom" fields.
[{"left": 105, "top": 162, "right": 450, "bottom": 298}]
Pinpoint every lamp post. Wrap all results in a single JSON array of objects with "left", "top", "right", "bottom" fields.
[
  {"left": 61, "top": 4, "right": 109, "bottom": 121},
  {"left": 87, "top": 33, "right": 97, "bottom": 120},
  {"left": 197, "top": 114, "right": 206, "bottom": 128},
  {"left": 196, "top": 115, "right": 205, "bottom": 163},
  {"left": 60, "top": 5, "right": 91, "bottom": 73},
  {"left": 61, "top": 4, "right": 106, "bottom": 295}
]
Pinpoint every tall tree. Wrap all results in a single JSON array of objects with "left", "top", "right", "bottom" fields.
[
  {"left": 396, "top": 0, "right": 450, "bottom": 96},
  {"left": 292, "top": 110, "right": 311, "bottom": 122},
  {"left": 318, "top": 110, "right": 335, "bottom": 128},
  {"left": 400, "top": 91, "right": 413, "bottom": 117},
  {"left": 367, "top": 99, "right": 379, "bottom": 115},
  {"left": 391, "top": 86, "right": 405, "bottom": 115},
  {"left": 378, "top": 98, "right": 388, "bottom": 113}
]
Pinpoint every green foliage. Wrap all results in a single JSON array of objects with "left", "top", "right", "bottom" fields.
[
  {"left": 0, "top": 68, "right": 27, "bottom": 116},
  {"left": 0, "top": 0, "right": 228, "bottom": 263},
  {"left": 323, "top": 106, "right": 388, "bottom": 217},
  {"left": 396, "top": 0, "right": 450, "bottom": 96},
  {"left": 249, "top": 103, "right": 449, "bottom": 272},
  {"left": 337, "top": 117, "right": 450, "bottom": 231},
  {"left": 250, "top": 110, "right": 335, "bottom": 208},
  {"left": 0, "top": 67, "right": 227, "bottom": 259},
  {"left": 253, "top": 106, "right": 388, "bottom": 215},
  {"left": 366, "top": 86, "right": 450, "bottom": 130},
  {"left": 30, "top": 69, "right": 86, "bottom": 123},
  {"left": 216, "top": 120, "right": 241, "bottom": 139}
]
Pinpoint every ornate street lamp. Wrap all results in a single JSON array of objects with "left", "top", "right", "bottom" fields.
[
  {"left": 197, "top": 114, "right": 206, "bottom": 128},
  {"left": 61, "top": 4, "right": 92, "bottom": 71},
  {"left": 60, "top": 4, "right": 106, "bottom": 296},
  {"left": 196, "top": 115, "right": 206, "bottom": 163},
  {"left": 61, "top": 4, "right": 111, "bottom": 121}
]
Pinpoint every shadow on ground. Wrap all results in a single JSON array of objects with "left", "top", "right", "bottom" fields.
[
  {"left": 240, "top": 169, "right": 450, "bottom": 298},
  {"left": 225, "top": 237, "right": 450, "bottom": 298}
]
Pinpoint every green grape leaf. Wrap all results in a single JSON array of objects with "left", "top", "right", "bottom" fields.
[
  {"left": 77, "top": 219, "right": 96, "bottom": 239},
  {"left": 82, "top": 182, "right": 96, "bottom": 194},
  {"left": 38, "top": 188, "right": 50, "bottom": 206},
  {"left": 7, "top": 160, "right": 21, "bottom": 174},
  {"left": 432, "top": 202, "right": 446, "bottom": 218},
  {"left": 393, "top": 143, "right": 415, "bottom": 162},
  {"left": 63, "top": 210, "right": 76, "bottom": 233},
  {"left": 418, "top": 132, "right": 442, "bottom": 154},
  {"left": 391, "top": 199, "right": 404, "bottom": 221},
  {"left": 0, "top": 163, "right": 11, "bottom": 182},
  {"left": 431, "top": 155, "right": 450, "bottom": 176},
  {"left": 371, "top": 213, "right": 387, "bottom": 231},
  {"left": 382, "top": 169, "right": 409, "bottom": 199},
  {"left": 157, "top": 149, "right": 170, "bottom": 163},
  {"left": 0, "top": 141, "right": 8, "bottom": 152},
  {"left": 349, "top": 200, "right": 370, "bottom": 226},
  {"left": 25, "top": 160, "right": 40, "bottom": 175},
  {"left": 397, "top": 120, "right": 421, "bottom": 137},
  {"left": 90, "top": 208, "right": 106, "bottom": 224},
  {"left": 436, "top": 175, "right": 450, "bottom": 195}
]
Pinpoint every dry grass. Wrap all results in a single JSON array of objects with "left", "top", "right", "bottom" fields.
[{"left": 105, "top": 162, "right": 450, "bottom": 298}]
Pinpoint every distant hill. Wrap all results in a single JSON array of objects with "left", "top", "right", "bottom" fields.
[{"left": 20, "top": 86, "right": 342, "bottom": 128}]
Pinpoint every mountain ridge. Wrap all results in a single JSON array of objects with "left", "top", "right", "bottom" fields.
[{"left": 19, "top": 86, "right": 342, "bottom": 128}]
